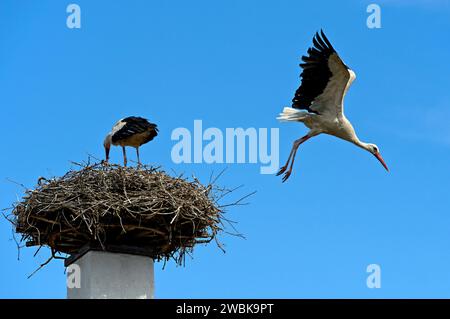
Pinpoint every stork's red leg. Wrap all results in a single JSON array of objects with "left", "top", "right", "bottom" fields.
[
  {"left": 276, "top": 142, "right": 297, "bottom": 176},
  {"left": 277, "top": 135, "right": 310, "bottom": 176},
  {"left": 122, "top": 146, "right": 127, "bottom": 167},
  {"left": 279, "top": 134, "right": 311, "bottom": 182},
  {"left": 136, "top": 147, "right": 141, "bottom": 166}
]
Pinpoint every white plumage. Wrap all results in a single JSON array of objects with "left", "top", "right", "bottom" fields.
[
  {"left": 277, "top": 30, "right": 388, "bottom": 182},
  {"left": 103, "top": 116, "right": 158, "bottom": 167}
]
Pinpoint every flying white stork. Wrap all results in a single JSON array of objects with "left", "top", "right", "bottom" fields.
[
  {"left": 277, "top": 30, "right": 388, "bottom": 182},
  {"left": 103, "top": 116, "right": 158, "bottom": 167}
]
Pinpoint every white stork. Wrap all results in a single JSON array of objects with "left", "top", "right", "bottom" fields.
[
  {"left": 103, "top": 116, "right": 158, "bottom": 167},
  {"left": 277, "top": 30, "right": 388, "bottom": 182}
]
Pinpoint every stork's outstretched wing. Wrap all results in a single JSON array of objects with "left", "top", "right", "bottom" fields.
[{"left": 292, "top": 30, "right": 356, "bottom": 116}]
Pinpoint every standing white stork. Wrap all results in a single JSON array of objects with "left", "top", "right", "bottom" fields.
[
  {"left": 103, "top": 116, "right": 158, "bottom": 167},
  {"left": 277, "top": 30, "right": 389, "bottom": 182}
]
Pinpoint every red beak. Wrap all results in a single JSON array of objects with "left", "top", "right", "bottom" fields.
[{"left": 374, "top": 152, "right": 389, "bottom": 172}]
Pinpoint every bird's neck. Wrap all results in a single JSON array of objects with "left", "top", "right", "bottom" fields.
[
  {"left": 341, "top": 118, "right": 370, "bottom": 151},
  {"left": 104, "top": 134, "right": 112, "bottom": 148},
  {"left": 352, "top": 137, "right": 371, "bottom": 152}
]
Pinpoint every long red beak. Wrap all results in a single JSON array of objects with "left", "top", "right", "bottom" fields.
[{"left": 374, "top": 152, "right": 389, "bottom": 172}]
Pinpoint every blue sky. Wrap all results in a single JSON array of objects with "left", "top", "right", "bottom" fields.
[{"left": 1, "top": 0, "right": 450, "bottom": 298}]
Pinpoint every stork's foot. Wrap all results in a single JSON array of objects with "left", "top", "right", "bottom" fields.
[
  {"left": 281, "top": 170, "right": 292, "bottom": 183},
  {"left": 276, "top": 165, "right": 288, "bottom": 176},
  {"left": 276, "top": 164, "right": 293, "bottom": 182},
  {"left": 101, "top": 159, "right": 109, "bottom": 166}
]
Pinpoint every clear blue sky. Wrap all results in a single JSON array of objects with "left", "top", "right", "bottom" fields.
[{"left": 1, "top": 0, "right": 450, "bottom": 298}]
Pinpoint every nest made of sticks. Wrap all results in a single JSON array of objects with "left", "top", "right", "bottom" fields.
[{"left": 9, "top": 162, "right": 245, "bottom": 265}]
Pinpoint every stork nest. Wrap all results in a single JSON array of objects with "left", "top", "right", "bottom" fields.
[{"left": 9, "top": 162, "right": 245, "bottom": 265}]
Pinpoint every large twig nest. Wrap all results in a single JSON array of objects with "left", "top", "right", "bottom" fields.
[{"left": 10, "top": 162, "right": 244, "bottom": 265}]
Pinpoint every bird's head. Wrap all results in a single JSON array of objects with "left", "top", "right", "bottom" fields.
[
  {"left": 103, "top": 134, "right": 112, "bottom": 162},
  {"left": 366, "top": 143, "right": 389, "bottom": 172}
]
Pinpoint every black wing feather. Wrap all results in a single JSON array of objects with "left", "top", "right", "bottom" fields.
[
  {"left": 292, "top": 30, "right": 341, "bottom": 113},
  {"left": 111, "top": 116, "right": 158, "bottom": 144}
]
